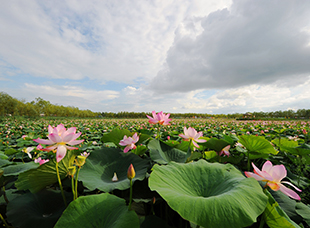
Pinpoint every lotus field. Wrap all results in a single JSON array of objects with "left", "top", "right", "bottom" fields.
[{"left": 0, "top": 113, "right": 310, "bottom": 228}]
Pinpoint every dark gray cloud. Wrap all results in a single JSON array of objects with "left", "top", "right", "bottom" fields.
[{"left": 150, "top": 0, "right": 310, "bottom": 93}]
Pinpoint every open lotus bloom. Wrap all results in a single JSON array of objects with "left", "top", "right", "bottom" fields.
[
  {"left": 179, "top": 127, "right": 207, "bottom": 148},
  {"left": 33, "top": 124, "right": 84, "bottom": 163},
  {"left": 119, "top": 133, "right": 139, "bottom": 153},
  {"left": 245, "top": 160, "right": 302, "bottom": 200},
  {"left": 146, "top": 111, "right": 171, "bottom": 125}
]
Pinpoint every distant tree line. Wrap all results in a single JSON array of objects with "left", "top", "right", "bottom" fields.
[
  {"left": 0, "top": 92, "right": 98, "bottom": 118},
  {"left": 1, "top": 91, "right": 309, "bottom": 119},
  {"left": 245, "top": 110, "right": 310, "bottom": 119},
  {"left": 101, "top": 110, "right": 310, "bottom": 119}
]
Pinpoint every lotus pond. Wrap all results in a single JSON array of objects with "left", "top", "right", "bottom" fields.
[{"left": 0, "top": 115, "right": 309, "bottom": 228}]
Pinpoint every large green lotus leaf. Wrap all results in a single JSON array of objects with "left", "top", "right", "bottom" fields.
[
  {"left": 295, "top": 202, "right": 310, "bottom": 226},
  {"left": 239, "top": 135, "right": 278, "bottom": 155},
  {"left": 263, "top": 190, "right": 300, "bottom": 228},
  {"left": 202, "top": 138, "right": 230, "bottom": 152},
  {"left": 221, "top": 134, "right": 236, "bottom": 145},
  {"left": 15, "top": 151, "right": 77, "bottom": 193},
  {"left": 6, "top": 190, "right": 70, "bottom": 228},
  {"left": 78, "top": 147, "right": 150, "bottom": 192},
  {"left": 272, "top": 138, "right": 298, "bottom": 149},
  {"left": 0, "top": 151, "right": 8, "bottom": 159},
  {"left": 176, "top": 140, "right": 191, "bottom": 152},
  {"left": 272, "top": 138, "right": 310, "bottom": 157},
  {"left": 149, "top": 160, "right": 267, "bottom": 228},
  {"left": 0, "top": 158, "right": 14, "bottom": 167},
  {"left": 2, "top": 162, "right": 39, "bottom": 176},
  {"left": 148, "top": 139, "right": 188, "bottom": 164},
  {"left": 54, "top": 193, "right": 139, "bottom": 228},
  {"left": 0, "top": 189, "right": 21, "bottom": 204}
]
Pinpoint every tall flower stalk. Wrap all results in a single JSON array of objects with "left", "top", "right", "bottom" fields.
[
  {"left": 55, "top": 161, "right": 67, "bottom": 207},
  {"left": 74, "top": 152, "right": 89, "bottom": 200},
  {"left": 127, "top": 164, "right": 135, "bottom": 211}
]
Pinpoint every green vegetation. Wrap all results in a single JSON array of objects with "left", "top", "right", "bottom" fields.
[
  {"left": 0, "top": 116, "right": 309, "bottom": 227},
  {"left": 1, "top": 91, "right": 310, "bottom": 119},
  {"left": 0, "top": 92, "right": 98, "bottom": 118}
]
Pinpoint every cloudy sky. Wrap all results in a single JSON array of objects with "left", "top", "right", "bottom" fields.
[{"left": 1, "top": 0, "right": 310, "bottom": 114}]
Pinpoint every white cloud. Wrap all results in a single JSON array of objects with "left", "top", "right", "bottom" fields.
[
  {"left": 20, "top": 83, "right": 119, "bottom": 111},
  {"left": 150, "top": 0, "right": 310, "bottom": 93},
  {"left": 0, "top": 0, "right": 231, "bottom": 85}
]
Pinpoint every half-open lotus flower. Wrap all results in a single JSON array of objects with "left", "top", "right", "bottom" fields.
[
  {"left": 179, "top": 127, "right": 206, "bottom": 148},
  {"left": 33, "top": 124, "right": 84, "bottom": 163},
  {"left": 245, "top": 160, "right": 302, "bottom": 200},
  {"left": 119, "top": 133, "right": 139, "bottom": 153}
]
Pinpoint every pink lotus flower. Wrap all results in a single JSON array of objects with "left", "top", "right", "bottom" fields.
[
  {"left": 245, "top": 161, "right": 301, "bottom": 200},
  {"left": 146, "top": 111, "right": 171, "bottom": 125},
  {"left": 219, "top": 145, "right": 230, "bottom": 157},
  {"left": 34, "top": 157, "right": 49, "bottom": 165},
  {"left": 33, "top": 124, "right": 84, "bottom": 163},
  {"left": 119, "top": 133, "right": 139, "bottom": 153},
  {"left": 179, "top": 127, "right": 206, "bottom": 148}
]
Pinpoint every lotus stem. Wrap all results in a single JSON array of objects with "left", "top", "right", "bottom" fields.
[
  {"left": 75, "top": 167, "right": 81, "bottom": 200},
  {"left": 0, "top": 213, "right": 9, "bottom": 228},
  {"left": 71, "top": 175, "right": 75, "bottom": 200},
  {"left": 128, "top": 179, "right": 133, "bottom": 211},
  {"left": 297, "top": 155, "right": 302, "bottom": 187},
  {"left": 247, "top": 152, "right": 250, "bottom": 171},
  {"left": 2, "top": 186, "right": 9, "bottom": 204},
  {"left": 21, "top": 153, "right": 25, "bottom": 164},
  {"left": 156, "top": 127, "right": 161, "bottom": 139},
  {"left": 258, "top": 216, "right": 265, "bottom": 228},
  {"left": 56, "top": 161, "right": 67, "bottom": 207}
]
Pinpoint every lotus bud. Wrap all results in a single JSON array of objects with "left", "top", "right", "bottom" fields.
[
  {"left": 127, "top": 164, "right": 135, "bottom": 180},
  {"left": 75, "top": 155, "right": 86, "bottom": 167}
]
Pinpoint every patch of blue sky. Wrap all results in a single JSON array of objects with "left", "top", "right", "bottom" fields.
[
  {"left": 8, "top": 74, "right": 129, "bottom": 93},
  {"left": 73, "top": 78, "right": 129, "bottom": 91},
  {"left": 193, "top": 89, "right": 217, "bottom": 99},
  {"left": 0, "top": 58, "right": 130, "bottom": 92}
]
